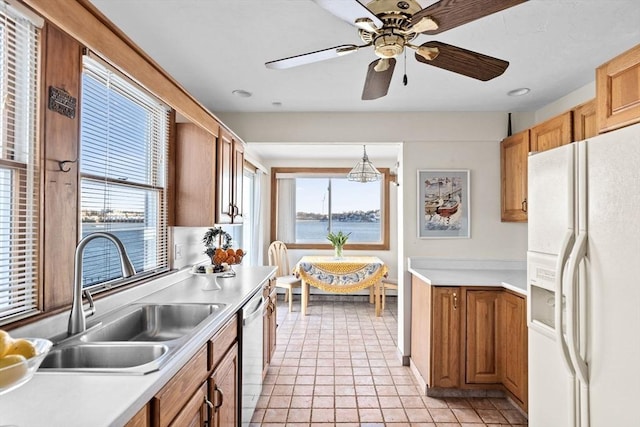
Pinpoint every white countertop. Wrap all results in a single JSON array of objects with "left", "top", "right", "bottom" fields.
[
  {"left": 0, "top": 265, "right": 276, "bottom": 427},
  {"left": 408, "top": 258, "right": 527, "bottom": 296}
]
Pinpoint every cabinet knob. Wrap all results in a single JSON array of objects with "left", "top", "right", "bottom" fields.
[
  {"left": 521, "top": 198, "right": 528, "bottom": 213},
  {"left": 453, "top": 292, "right": 458, "bottom": 310}
]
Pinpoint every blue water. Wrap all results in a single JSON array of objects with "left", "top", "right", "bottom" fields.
[{"left": 295, "top": 220, "right": 380, "bottom": 243}]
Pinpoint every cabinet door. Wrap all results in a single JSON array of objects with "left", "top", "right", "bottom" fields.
[
  {"left": 125, "top": 404, "right": 150, "bottom": 427},
  {"left": 466, "top": 290, "right": 501, "bottom": 384},
  {"left": 232, "top": 140, "right": 244, "bottom": 223},
  {"left": 216, "top": 129, "right": 234, "bottom": 224},
  {"left": 501, "top": 292, "right": 528, "bottom": 408},
  {"left": 210, "top": 343, "right": 239, "bottom": 427},
  {"left": 153, "top": 346, "right": 208, "bottom": 427},
  {"left": 174, "top": 123, "right": 217, "bottom": 226},
  {"left": 530, "top": 111, "right": 573, "bottom": 152},
  {"left": 168, "top": 383, "right": 208, "bottom": 427},
  {"left": 501, "top": 130, "right": 529, "bottom": 222},
  {"left": 268, "top": 288, "right": 277, "bottom": 362},
  {"left": 431, "top": 287, "right": 461, "bottom": 388},
  {"left": 573, "top": 99, "right": 598, "bottom": 141},
  {"left": 596, "top": 43, "right": 640, "bottom": 133}
]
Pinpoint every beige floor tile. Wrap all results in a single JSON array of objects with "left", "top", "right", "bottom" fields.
[
  {"left": 451, "top": 408, "right": 483, "bottom": 423},
  {"left": 335, "top": 395, "right": 357, "bottom": 408},
  {"left": 269, "top": 395, "right": 292, "bottom": 408},
  {"left": 405, "top": 407, "right": 433, "bottom": 423},
  {"left": 476, "top": 408, "right": 509, "bottom": 424},
  {"left": 311, "top": 408, "right": 335, "bottom": 423},
  {"left": 382, "top": 407, "right": 409, "bottom": 422},
  {"left": 290, "top": 395, "right": 313, "bottom": 408},
  {"left": 378, "top": 395, "right": 402, "bottom": 408},
  {"left": 357, "top": 395, "right": 380, "bottom": 408},
  {"left": 287, "top": 407, "right": 311, "bottom": 423},
  {"left": 263, "top": 407, "right": 288, "bottom": 423},
  {"left": 359, "top": 408, "right": 384, "bottom": 422},
  {"left": 313, "top": 396, "right": 335, "bottom": 408},
  {"left": 336, "top": 407, "right": 360, "bottom": 422},
  {"left": 428, "top": 408, "right": 458, "bottom": 423}
]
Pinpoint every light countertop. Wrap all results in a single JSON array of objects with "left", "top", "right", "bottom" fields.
[
  {"left": 0, "top": 265, "right": 276, "bottom": 427},
  {"left": 408, "top": 258, "right": 527, "bottom": 296}
]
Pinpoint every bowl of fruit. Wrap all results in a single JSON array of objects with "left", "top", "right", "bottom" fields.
[
  {"left": 202, "top": 227, "right": 244, "bottom": 273},
  {"left": 0, "top": 330, "right": 52, "bottom": 395}
]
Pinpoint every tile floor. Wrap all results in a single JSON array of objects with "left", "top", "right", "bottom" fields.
[{"left": 251, "top": 296, "right": 528, "bottom": 427}]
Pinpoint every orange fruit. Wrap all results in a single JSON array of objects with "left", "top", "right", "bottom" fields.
[{"left": 236, "top": 249, "right": 244, "bottom": 256}]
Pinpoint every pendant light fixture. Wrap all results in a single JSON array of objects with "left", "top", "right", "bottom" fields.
[{"left": 347, "top": 145, "right": 382, "bottom": 183}]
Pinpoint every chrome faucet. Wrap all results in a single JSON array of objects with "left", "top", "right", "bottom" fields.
[{"left": 68, "top": 232, "right": 135, "bottom": 335}]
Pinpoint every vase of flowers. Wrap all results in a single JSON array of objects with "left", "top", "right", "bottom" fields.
[{"left": 327, "top": 231, "right": 350, "bottom": 259}]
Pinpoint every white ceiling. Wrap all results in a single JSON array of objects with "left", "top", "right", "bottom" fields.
[{"left": 89, "top": 0, "right": 639, "bottom": 160}]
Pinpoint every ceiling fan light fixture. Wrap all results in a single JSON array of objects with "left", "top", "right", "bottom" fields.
[
  {"left": 410, "top": 16, "right": 439, "bottom": 33},
  {"left": 347, "top": 145, "right": 383, "bottom": 183},
  {"left": 374, "top": 34, "right": 405, "bottom": 59}
]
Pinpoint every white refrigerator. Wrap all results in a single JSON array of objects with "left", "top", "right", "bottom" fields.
[{"left": 527, "top": 122, "right": 640, "bottom": 427}]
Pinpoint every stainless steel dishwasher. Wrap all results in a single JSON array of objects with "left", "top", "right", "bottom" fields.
[{"left": 241, "top": 291, "right": 266, "bottom": 426}]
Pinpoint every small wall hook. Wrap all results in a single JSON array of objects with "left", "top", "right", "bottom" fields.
[{"left": 58, "top": 158, "right": 77, "bottom": 172}]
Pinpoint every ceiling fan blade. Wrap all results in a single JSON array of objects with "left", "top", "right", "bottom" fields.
[
  {"left": 411, "top": 0, "right": 528, "bottom": 35},
  {"left": 414, "top": 41, "right": 509, "bottom": 81},
  {"left": 362, "top": 58, "right": 396, "bottom": 100},
  {"left": 311, "top": 0, "right": 383, "bottom": 28},
  {"left": 265, "top": 44, "right": 359, "bottom": 70}
]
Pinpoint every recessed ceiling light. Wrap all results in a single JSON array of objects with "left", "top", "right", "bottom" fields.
[
  {"left": 232, "top": 89, "right": 252, "bottom": 98},
  {"left": 507, "top": 87, "right": 531, "bottom": 97},
  {"left": 272, "top": 101, "right": 282, "bottom": 107}
]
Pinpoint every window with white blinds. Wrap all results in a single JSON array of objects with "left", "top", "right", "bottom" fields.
[
  {"left": 80, "top": 56, "right": 169, "bottom": 290},
  {"left": 0, "top": 3, "right": 40, "bottom": 324}
]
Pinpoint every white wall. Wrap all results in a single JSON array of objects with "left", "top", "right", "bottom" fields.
[{"left": 535, "top": 82, "right": 595, "bottom": 123}]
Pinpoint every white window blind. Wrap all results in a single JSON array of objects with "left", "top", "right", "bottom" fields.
[
  {"left": 0, "top": 3, "right": 40, "bottom": 324},
  {"left": 80, "top": 56, "right": 169, "bottom": 289}
]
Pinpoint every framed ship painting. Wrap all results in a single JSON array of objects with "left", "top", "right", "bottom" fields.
[{"left": 417, "top": 169, "right": 470, "bottom": 239}]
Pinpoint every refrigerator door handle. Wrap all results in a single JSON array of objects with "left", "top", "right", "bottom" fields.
[
  {"left": 565, "top": 232, "right": 589, "bottom": 386},
  {"left": 555, "top": 229, "right": 577, "bottom": 374}
]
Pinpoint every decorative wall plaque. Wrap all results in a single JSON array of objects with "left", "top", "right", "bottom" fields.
[{"left": 48, "top": 86, "right": 76, "bottom": 119}]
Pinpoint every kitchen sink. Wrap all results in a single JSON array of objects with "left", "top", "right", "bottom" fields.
[
  {"left": 80, "top": 303, "right": 226, "bottom": 342},
  {"left": 40, "top": 343, "right": 169, "bottom": 373},
  {"left": 38, "top": 302, "right": 227, "bottom": 374}
]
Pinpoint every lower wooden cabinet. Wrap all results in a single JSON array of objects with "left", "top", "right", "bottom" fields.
[
  {"left": 430, "top": 287, "right": 462, "bottom": 388},
  {"left": 466, "top": 290, "right": 500, "bottom": 384},
  {"left": 410, "top": 276, "right": 528, "bottom": 410},
  {"left": 168, "top": 383, "right": 209, "bottom": 427},
  {"left": 125, "top": 404, "right": 150, "bottom": 427},
  {"left": 501, "top": 291, "right": 528, "bottom": 409},
  {"left": 210, "top": 343, "right": 239, "bottom": 427}
]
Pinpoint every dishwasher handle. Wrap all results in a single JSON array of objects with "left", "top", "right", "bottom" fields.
[{"left": 243, "top": 296, "right": 266, "bottom": 326}]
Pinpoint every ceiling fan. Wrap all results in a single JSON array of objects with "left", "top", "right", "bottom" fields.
[{"left": 265, "top": 0, "right": 528, "bottom": 100}]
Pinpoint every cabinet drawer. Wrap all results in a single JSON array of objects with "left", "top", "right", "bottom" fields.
[
  {"left": 209, "top": 314, "right": 238, "bottom": 370},
  {"left": 152, "top": 346, "right": 208, "bottom": 427}
]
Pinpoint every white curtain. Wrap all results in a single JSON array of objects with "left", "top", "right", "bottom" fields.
[{"left": 276, "top": 178, "right": 296, "bottom": 243}]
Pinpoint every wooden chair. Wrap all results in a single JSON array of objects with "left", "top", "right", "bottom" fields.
[
  {"left": 268, "top": 241, "right": 301, "bottom": 312},
  {"left": 373, "top": 277, "right": 398, "bottom": 313}
]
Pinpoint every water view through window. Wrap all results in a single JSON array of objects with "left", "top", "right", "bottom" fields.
[{"left": 295, "top": 177, "right": 381, "bottom": 243}]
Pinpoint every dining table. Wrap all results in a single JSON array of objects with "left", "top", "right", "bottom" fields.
[{"left": 294, "top": 255, "right": 388, "bottom": 316}]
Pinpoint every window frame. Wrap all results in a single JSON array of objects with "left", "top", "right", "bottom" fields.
[{"left": 270, "top": 167, "right": 390, "bottom": 250}]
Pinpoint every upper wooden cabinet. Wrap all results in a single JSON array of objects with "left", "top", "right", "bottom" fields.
[
  {"left": 596, "top": 43, "right": 640, "bottom": 133},
  {"left": 500, "top": 130, "right": 529, "bottom": 222},
  {"left": 530, "top": 111, "right": 573, "bottom": 152},
  {"left": 573, "top": 99, "right": 598, "bottom": 141},
  {"left": 216, "top": 128, "right": 244, "bottom": 224},
  {"left": 174, "top": 122, "right": 218, "bottom": 226}
]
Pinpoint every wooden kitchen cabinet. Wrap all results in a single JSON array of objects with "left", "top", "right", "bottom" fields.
[
  {"left": 263, "top": 279, "right": 278, "bottom": 378},
  {"left": 500, "top": 130, "right": 529, "bottom": 222},
  {"left": 530, "top": 111, "right": 573, "bottom": 153},
  {"left": 216, "top": 128, "right": 244, "bottom": 224},
  {"left": 174, "top": 122, "right": 218, "bottom": 226},
  {"left": 596, "top": 43, "right": 640, "bottom": 133},
  {"left": 168, "top": 383, "right": 208, "bottom": 427},
  {"left": 501, "top": 291, "right": 528, "bottom": 409},
  {"left": 410, "top": 275, "right": 431, "bottom": 387},
  {"left": 466, "top": 290, "right": 501, "bottom": 384},
  {"left": 430, "top": 286, "right": 462, "bottom": 388},
  {"left": 125, "top": 404, "right": 150, "bottom": 427},
  {"left": 152, "top": 346, "right": 209, "bottom": 427},
  {"left": 209, "top": 342, "right": 239, "bottom": 427},
  {"left": 573, "top": 99, "right": 598, "bottom": 141}
]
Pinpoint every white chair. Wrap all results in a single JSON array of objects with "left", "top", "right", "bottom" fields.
[
  {"left": 268, "top": 241, "right": 301, "bottom": 312},
  {"left": 379, "top": 278, "right": 398, "bottom": 312}
]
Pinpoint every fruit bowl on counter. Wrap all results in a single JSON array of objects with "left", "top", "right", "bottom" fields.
[{"left": 0, "top": 333, "right": 52, "bottom": 395}]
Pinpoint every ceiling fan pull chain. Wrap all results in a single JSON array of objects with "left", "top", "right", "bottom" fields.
[{"left": 403, "top": 50, "right": 408, "bottom": 86}]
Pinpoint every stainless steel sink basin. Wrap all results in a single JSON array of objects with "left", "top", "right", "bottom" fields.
[
  {"left": 80, "top": 303, "right": 226, "bottom": 342},
  {"left": 40, "top": 343, "right": 169, "bottom": 373},
  {"left": 38, "top": 302, "right": 227, "bottom": 374}
]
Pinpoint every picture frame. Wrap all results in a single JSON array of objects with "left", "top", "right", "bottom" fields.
[{"left": 417, "top": 169, "right": 470, "bottom": 239}]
